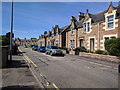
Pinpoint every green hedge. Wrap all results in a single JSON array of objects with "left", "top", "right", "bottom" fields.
[
  {"left": 0, "top": 35, "right": 9, "bottom": 46},
  {"left": 105, "top": 38, "right": 120, "bottom": 56}
]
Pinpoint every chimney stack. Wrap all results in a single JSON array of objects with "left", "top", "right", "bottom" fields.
[
  {"left": 78, "top": 12, "right": 84, "bottom": 21},
  {"left": 118, "top": 1, "right": 120, "bottom": 5}
]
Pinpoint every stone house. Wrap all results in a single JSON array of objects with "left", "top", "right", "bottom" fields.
[
  {"left": 65, "top": 2, "right": 120, "bottom": 51},
  {"left": 15, "top": 38, "right": 37, "bottom": 46},
  {"left": 37, "top": 2, "right": 120, "bottom": 51}
]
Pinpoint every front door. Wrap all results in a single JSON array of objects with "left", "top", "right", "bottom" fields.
[
  {"left": 90, "top": 38, "right": 94, "bottom": 51},
  {"left": 80, "top": 39, "right": 84, "bottom": 47}
]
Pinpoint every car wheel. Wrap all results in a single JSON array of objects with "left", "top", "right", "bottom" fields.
[
  {"left": 50, "top": 52, "right": 53, "bottom": 56},
  {"left": 45, "top": 51, "right": 48, "bottom": 54}
]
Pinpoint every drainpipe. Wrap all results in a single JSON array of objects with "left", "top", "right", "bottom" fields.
[
  {"left": 76, "top": 28, "right": 78, "bottom": 48},
  {"left": 98, "top": 22, "right": 100, "bottom": 50}
]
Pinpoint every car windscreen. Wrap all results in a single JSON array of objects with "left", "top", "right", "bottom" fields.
[
  {"left": 51, "top": 46, "right": 58, "bottom": 49},
  {"left": 40, "top": 46, "right": 45, "bottom": 48}
]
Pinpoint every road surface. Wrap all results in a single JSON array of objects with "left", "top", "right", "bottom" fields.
[{"left": 19, "top": 46, "right": 118, "bottom": 89}]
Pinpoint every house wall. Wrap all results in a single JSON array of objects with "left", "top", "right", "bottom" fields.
[
  {"left": 37, "top": 38, "right": 45, "bottom": 46},
  {"left": 118, "top": 18, "right": 120, "bottom": 38},
  {"left": 67, "top": 29, "right": 77, "bottom": 49}
]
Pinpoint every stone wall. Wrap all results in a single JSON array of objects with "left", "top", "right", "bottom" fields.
[
  {"left": 0, "top": 46, "right": 9, "bottom": 68},
  {"left": 79, "top": 52, "right": 120, "bottom": 63}
]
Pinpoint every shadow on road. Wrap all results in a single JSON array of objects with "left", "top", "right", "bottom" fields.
[
  {"left": 2, "top": 85, "right": 43, "bottom": 90},
  {"left": 17, "top": 51, "right": 26, "bottom": 56}
]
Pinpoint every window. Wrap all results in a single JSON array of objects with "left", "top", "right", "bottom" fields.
[
  {"left": 107, "top": 15, "right": 114, "bottom": 28},
  {"left": 70, "top": 40, "right": 75, "bottom": 49},
  {"left": 84, "top": 22, "right": 90, "bottom": 33},
  {"left": 87, "top": 22, "right": 90, "bottom": 32},
  {"left": 71, "top": 28, "right": 74, "bottom": 35},
  {"left": 56, "top": 32, "right": 58, "bottom": 37},
  {"left": 104, "top": 37, "right": 109, "bottom": 41},
  {"left": 52, "top": 33, "right": 54, "bottom": 37},
  {"left": 56, "top": 40, "right": 59, "bottom": 47},
  {"left": 111, "top": 36, "right": 116, "bottom": 39},
  {"left": 48, "top": 41, "right": 50, "bottom": 45},
  {"left": 83, "top": 23, "right": 86, "bottom": 33}
]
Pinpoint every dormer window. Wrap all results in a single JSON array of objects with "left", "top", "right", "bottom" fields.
[
  {"left": 71, "top": 28, "right": 74, "bottom": 35},
  {"left": 83, "top": 23, "right": 86, "bottom": 33},
  {"left": 107, "top": 15, "right": 114, "bottom": 28},
  {"left": 87, "top": 22, "right": 90, "bottom": 32},
  {"left": 56, "top": 32, "right": 58, "bottom": 37},
  {"left": 83, "top": 22, "right": 90, "bottom": 33},
  {"left": 52, "top": 33, "right": 54, "bottom": 37}
]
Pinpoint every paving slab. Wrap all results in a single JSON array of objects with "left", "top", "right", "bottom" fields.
[{"left": 1, "top": 54, "right": 42, "bottom": 90}]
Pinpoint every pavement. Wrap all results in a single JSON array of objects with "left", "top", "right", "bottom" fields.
[
  {"left": 1, "top": 53, "right": 42, "bottom": 90},
  {"left": 18, "top": 46, "right": 119, "bottom": 89}
]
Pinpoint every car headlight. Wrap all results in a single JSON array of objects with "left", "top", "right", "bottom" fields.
[{"left": 53, "top": 50, "right": 56, "bottom": 53}]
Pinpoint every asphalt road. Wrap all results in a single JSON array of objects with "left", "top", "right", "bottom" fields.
[{"left": 19, "top": 46, "right": 118, "bottom": 89}]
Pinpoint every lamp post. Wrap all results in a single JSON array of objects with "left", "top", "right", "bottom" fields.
[{"left": 10, "top": 0, "right": 13, "bottom": 61}]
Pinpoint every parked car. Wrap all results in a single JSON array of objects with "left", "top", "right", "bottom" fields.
[
  {"left": 24, "top": 44, "right": 28, "bottom": 48},
  {"left": 32, "top": 46, "right": 38, "bottom": 51},
  {"left": 37, "top": 46, "right": 46, "bottom": 52},
  {"left": 45, "top": 45, "right": 63, "bottom": 56}
]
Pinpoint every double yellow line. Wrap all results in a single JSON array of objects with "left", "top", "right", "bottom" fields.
[
  {"left": 52, "top": 83, "right": 60, "bottom": 90},
  {"left": 40, "top": 72, "right": 60, "bottom": 90},
  {"left": 23, "top": 53, "right": 37, "bottom": 68},
  {"left": 18, "top": 47, "right": 37, "bottom": 68},
  {"left": 19, "top": 48, "right": 60, "bottom": 90}
]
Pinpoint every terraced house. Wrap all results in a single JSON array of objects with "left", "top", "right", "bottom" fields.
[
  {"left": 38, "top": 25, "right": 68, "bottom": 47},
  {"left": 38, "top": 2, "right": 120, "bottom": 51}
]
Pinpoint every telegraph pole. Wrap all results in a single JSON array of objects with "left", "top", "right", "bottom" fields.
[{"left": 10, "top": 0, "right": 13, "bottom": 61}]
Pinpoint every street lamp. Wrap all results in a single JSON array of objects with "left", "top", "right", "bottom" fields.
[{"left": 10, "top": 0, "right": 14, "bottom": 61}]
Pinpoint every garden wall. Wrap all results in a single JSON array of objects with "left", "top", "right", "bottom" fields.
[{"left": 79, "top": 52, "right": 120, "bottom": 63}]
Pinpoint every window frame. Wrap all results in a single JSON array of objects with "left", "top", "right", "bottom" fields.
[
  {"left": 70, "top": 40, "right": 75, "bottom": 49},
  {"left": 107, "top": 15, "right": 114, "bottom": 29},
  {"left": 71, "top": 28, "right": 74, "bottom": 35}
]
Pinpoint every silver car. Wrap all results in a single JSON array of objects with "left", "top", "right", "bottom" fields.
[{"left": 45, "top": 46, "right": 63, "bottom": 56}]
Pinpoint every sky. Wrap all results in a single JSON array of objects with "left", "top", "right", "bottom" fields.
[{"left": 2, "top": 2, "right": 118, "bottom": 39}]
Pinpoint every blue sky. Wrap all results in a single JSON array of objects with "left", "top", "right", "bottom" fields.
[{"left": 2, "top": 2, "right": 118, "bottom": 39}]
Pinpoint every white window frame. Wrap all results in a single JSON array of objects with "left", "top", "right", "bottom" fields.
[
  {"left": 71, "top": 28, "right": 74, "bottom": 35},
  {"left": 102, "top": 34, "right": 117, "bottom": 50},
  {"left": 70, "top": 40, "right": 75, "bottom": 49},
  {"left": 83, "top": 23, "right": 86, "bottom": 33},
  {"left": 83, "top": 18, "right": 91, "bottom": 33},
  {"left": 56, "top": 32, "right": 58, "bottom": 37},
  {"left": 104, "top": 10, "right": 116, "bottom": 30},
  {"left": 107, "top": 15, "right": 114, "bottom": 28}
]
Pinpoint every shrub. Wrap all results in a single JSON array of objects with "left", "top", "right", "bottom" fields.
[
  {"left": 93, "top": 49, "right": 108, "bottom": 55},
  {"left": 66, "top": 50, "right": 69, "bottom": 54},
  {"left": 59, "top": 47, "right": 67, "bottom": 50},
  {"left": 0, "top": 35, "right": 9, "bottom": 46},
  {"left": 74, "top": 46, "right": 87, "bottom": 52},
  {"left": 105, "top": 38, "right": 120, "bottom": 56},
  {"left": 86, "top": 50, "right": 93, "bottom": 53}
]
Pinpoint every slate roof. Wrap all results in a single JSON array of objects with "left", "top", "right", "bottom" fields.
[
  {"left": 77, "top": 4, "right": 120, "bottom": 28},
  {"left": 60, "top": 25, "right": 70, "bottom": 33}
]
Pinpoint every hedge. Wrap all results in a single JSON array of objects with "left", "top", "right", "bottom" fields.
[{"left": 105, "top": 38, "right": 120, "bottom": 56}]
